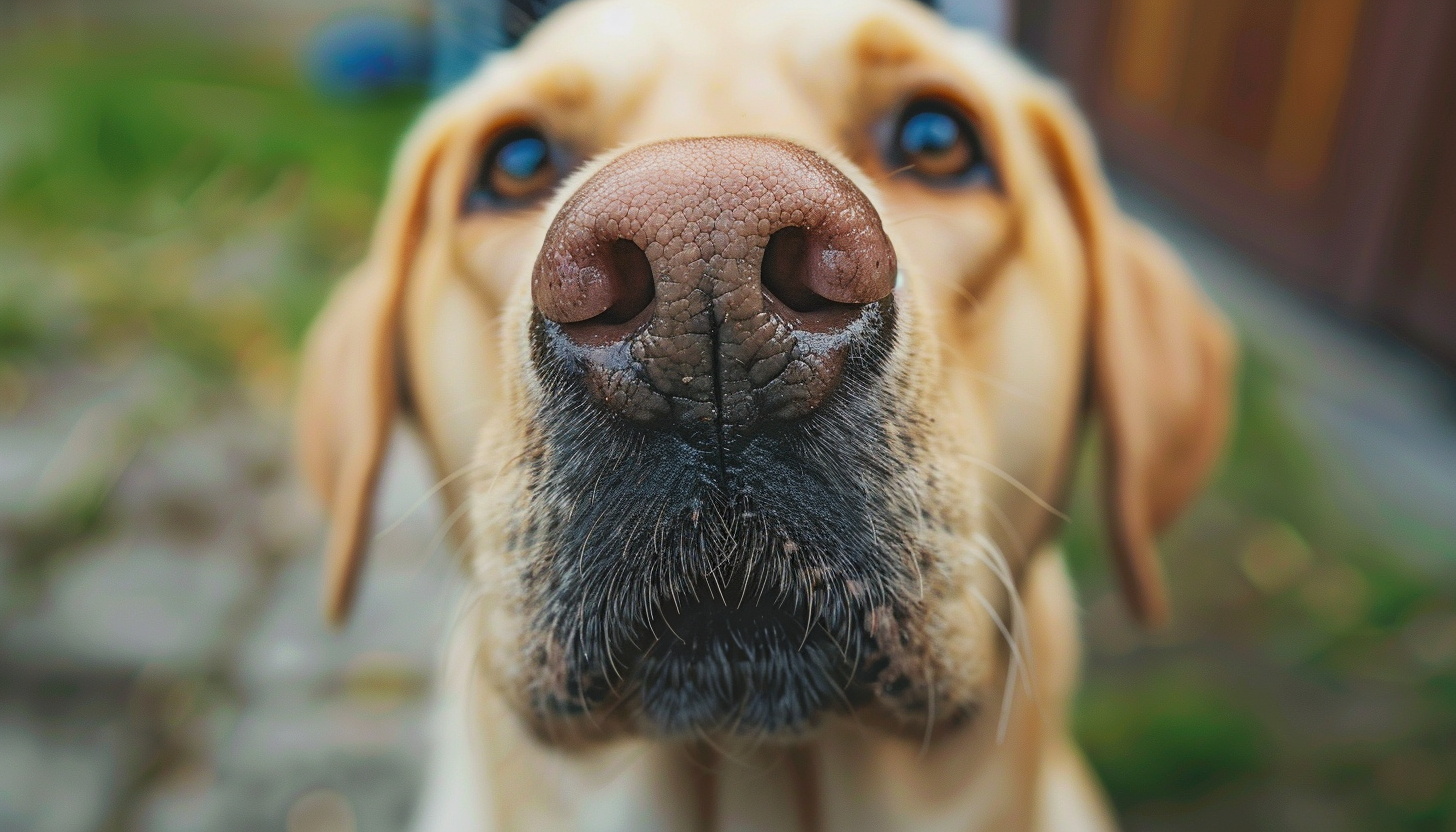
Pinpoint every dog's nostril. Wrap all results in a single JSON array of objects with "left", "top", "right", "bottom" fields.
[
  {"left": 597, "top": 239, "right": 654, "bottom": 325},
  {"left": 761, "top": 222, "right": 896, "bottom": 329},
  {"left": 535, "top": 235, "right": 656, "bottom": 337},
  {"left": 762, "top": 226, "right": 836, "bottom": 314}
]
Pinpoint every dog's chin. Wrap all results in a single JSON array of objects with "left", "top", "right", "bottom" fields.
[
  {"left": 511, "top": 537, "right": 983, "bottom": 746},
  {"left": 632, "top": 590, "right": 870, "bottom": 737},
  {"left": 518, "top": 587, "right": 981, "bottom": 746}
]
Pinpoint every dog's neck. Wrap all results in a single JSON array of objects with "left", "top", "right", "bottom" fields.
[{"left": 417, "top": 546, "right": 1078, "bottom": 832}]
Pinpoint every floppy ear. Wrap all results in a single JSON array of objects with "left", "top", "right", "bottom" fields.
[
  {"left": 296, "top": 120, "right": 447, "bottom": 626},
  {"left": 1024, "top": 91, "right": 1236, "bottom": 627}
]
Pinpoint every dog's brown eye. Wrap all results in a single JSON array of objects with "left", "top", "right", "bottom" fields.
[
  {"left": 467, "top": 126, "right": 560, "bottom": 209},
  {"left": 890, "top": 99, "right": 993, "bottom": 186}
]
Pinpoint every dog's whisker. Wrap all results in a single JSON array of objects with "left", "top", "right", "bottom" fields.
[
  {"left": 886, "top": 212, "right": 954, "bottom": 229},
  {"left": 875, "top": 163, "right": 918, "bottom": 183},
  {"left": 966, "top": 528, "right": 1040, "bottom": 742},
  {"left": 799, "top": 584, "right": 817, "bottom": 650},
  {"left": 903, "top": 538, "right": 927, "bottom": 603},
  {"left": 432, "top": 394, "right": 499, "bottom": 422},
  {"left": 965, "top": 582, "right": 1021, "bottom": 744},
  {"left": 970, "top": 531, "right": 1039, "bottom": 699},
  {"left": 973, "top": 523, "right": 1042, "bottom": 726},
  {"left": 897, "top": 253, "right": 984, "bottom": 307},
  {"left": 965, "top": 368, "right": 1036, "bottom": 402},
  {"left": 966, "top": 539, "right": 1037, "bottom": 710},
  {"left": 370, "top": 459, "right": 483, "bottom": 543},
  {"left": 420, "top": 495, "right": 476, "bottom": 571},
  {"left": 657, "top": 600, "right": 687, "bottom": 647},
  {"left": 695, "top": 726, "right": 754, "bottom": 770},
  {"left": 982, "top": 498, "right": 1030, "bottom": 567},
  {"left": 821, "top": 614, "right": 852, "bottom": 667},
  {"left": 958, "top": 455, "right": 1070, "bottom": 522},
  {"left": 920, "top": 663, "right": 937, "bottom": 758},
  {"left": 458, "top": 592, "right": 494, "bottom": 740},
  {"left": 376, "top": 444, "right": 524, "bottom": 572},
  {"left": 998, "top": 646, "right": 1019, "bottom": 745}
]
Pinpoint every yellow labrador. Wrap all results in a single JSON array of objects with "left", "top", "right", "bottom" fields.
[{"left": 295, "top": 0, "right": 1234, "bottom": 828}]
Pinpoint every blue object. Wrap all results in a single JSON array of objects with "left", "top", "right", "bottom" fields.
[
  {"left": 937, "top": 0, "right": 1013, "bottom": 42},
  {"left": 433, "top": 0, "right": 570, "bottom": 92},
  {"left": 308, "top": 13, "right": 431, "bottom": 98}
]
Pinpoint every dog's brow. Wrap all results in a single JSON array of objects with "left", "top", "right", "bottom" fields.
[
  {"left": 530, "top": 65, "right": 595, "bottom": 110},
  {"left": 853, "top": 16, "right": 926, "bottom": 67}
]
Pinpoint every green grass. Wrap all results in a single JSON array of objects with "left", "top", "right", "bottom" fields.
[
  {"left": 1065, "top": 353, "right": 1456, "bottom": 828},
  {"left": 0, "top": 28, "right": 422, "bottom": 591},
  {"left": 1077, "top": 666, "right": 1271, "bottom": 809},
  {"left": 0, "top": 31, "right": 422, "bottom": 381}
]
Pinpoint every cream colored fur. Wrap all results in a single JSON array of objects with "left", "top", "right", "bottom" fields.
[{"left": 293, "top": 0, "right": 1235, "bottom": 829}]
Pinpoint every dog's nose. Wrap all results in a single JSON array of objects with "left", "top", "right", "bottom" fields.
[{"left": 532, "top": 137, "right": 897, "bottom": 427}]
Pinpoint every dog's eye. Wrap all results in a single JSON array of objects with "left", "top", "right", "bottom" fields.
[
  {"left": 891, "top": 99, "right": 992, "bottom": 186},
  {"left": 468, "top": 126, "right": 560, "bottom": 209}
]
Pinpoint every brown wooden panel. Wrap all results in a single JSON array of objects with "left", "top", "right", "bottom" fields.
[
  {"left": 1103, "top": 0, "right": 1351, "bottom": 196},
  {"left": 1326, "top": 1, "right": 1456, "bottom": 310},
  {"left": 1206, "top": 0, "right": 1298, "bottom": 154},
  {"left": 1386, "top": 32, "right": 1456, "bottom": 363},
  {"left": 1265, "top": 0, "right": 1365, "bottom": 192},
  {"left": 1174, "top": 0, "right": 1245, "bottom": 138},
  {"left": 1108, "top": 0, "right": 1194, "bottom": 116},
  {"left": 1037, "top": 0, "right": 1456, "bottom": 344},
  {"left": 1413, "top": 139, "right": 1456, "bottom": 301}
]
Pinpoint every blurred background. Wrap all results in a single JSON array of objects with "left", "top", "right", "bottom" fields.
[{"left": 0, "top": 0, "right": 1453, "bottom": 830}]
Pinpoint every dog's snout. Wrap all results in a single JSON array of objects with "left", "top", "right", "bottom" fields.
[{"left": 531, "top": 137, "right": 897, "bottom": 427}]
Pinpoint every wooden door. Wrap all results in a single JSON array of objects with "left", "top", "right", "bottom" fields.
[
  {"left": 1028, "top": 0, "right": 1456, "bottom": 365},
  {"left": 1386, "top": 41, "right": 1456, "bottom": 363}
]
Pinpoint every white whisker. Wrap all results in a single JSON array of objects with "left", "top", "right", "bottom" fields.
[
  {"left": 373, "top": 457, "right": 484, "bottom": 542},
  {"left": 967, "top": 583, "right": 1022, "bottom": 744},
  {"left": 426, "top": 496, "right": 476, "bottom": 565},
  {"left": 962, "top": 456, "right": 1069, "bottom": 522},
  {"left": 965, "top": 368, "right": 1035, "bottom": 402},
  {"left": 920, "top": 663, "right": 937, "bottom": 757},
  {"left": 969, "top": 532, "right": 1038, "bottom": 696}
]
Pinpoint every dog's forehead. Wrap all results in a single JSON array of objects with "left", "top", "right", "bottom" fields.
[
  {"left": 497, "top": 0, "right": 982, "bottom": 134},
  {"left": 522, "top": 0, "right": 933, "bottom": 54}
]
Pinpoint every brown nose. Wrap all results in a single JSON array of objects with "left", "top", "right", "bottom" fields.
[{"left": 532, "top": 137, "right": 896, "bottom": 428}]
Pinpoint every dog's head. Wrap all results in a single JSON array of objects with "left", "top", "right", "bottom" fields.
[{"left": 296, "top": 0, "right": 1234, "bottom": 745}]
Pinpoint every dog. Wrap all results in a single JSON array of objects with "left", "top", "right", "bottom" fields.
[{"left": 294, "top": 0, "right": 1234, "bottom": 828}]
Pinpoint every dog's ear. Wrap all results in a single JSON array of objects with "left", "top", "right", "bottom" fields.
[
  {"left": 296, "top": 120, "right": 447, "bottom": 626},
  {"left": 1024, "top": 91, "right": 1236, "bottom": 627}
]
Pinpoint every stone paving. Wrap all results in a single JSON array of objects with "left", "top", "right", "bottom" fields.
[{"left": 0, "top": 353, "right": 456, "bottom": 831}]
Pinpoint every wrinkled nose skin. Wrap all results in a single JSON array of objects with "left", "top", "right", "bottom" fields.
[{"left": 531, "top": 137, "right": 898, "bottom": 435}]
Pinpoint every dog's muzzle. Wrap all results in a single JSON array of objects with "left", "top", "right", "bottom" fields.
[{"left": 520, "top": 137, "right": 917, "bottom": 739}]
